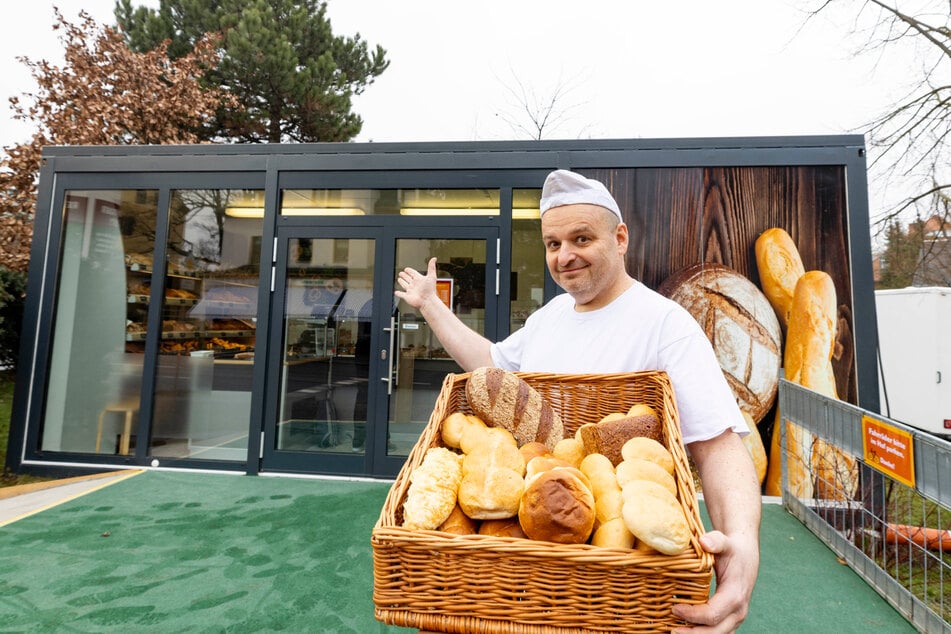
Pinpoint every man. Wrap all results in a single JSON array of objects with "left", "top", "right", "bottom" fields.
[{"left": 395, "top": 169, "right": 760, "bottom": 633}]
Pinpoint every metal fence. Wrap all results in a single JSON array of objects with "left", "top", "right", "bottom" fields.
[{"left": 779, "top": 378, "right": 951, "bottom": 634}]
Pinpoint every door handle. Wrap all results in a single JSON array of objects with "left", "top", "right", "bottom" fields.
[{"left": 381, "top": 312, "right": 399, "bottom": 395}]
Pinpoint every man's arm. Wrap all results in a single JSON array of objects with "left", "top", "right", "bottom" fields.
[
  {"left": 394, "top": 257, "right": 494, "bottom": 371},
  {"left": 673, "top": 429, "right": 761, "bottom": 633}
]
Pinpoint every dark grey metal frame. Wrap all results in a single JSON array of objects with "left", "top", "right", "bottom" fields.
[{"left": 7, "top": 135, "right": 877, "bottom": 479}]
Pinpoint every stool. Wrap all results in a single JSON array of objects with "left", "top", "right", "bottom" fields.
[{"left": 96, "top": 397, "right": 140, "bottom": 455}]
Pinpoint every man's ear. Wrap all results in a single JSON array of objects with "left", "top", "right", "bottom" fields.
[{"left": 616, "top": 222, "right": 629, "bottom": 253}]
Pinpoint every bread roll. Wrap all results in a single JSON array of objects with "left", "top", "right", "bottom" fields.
[
  {"left": 591, "top": 517, "right": 636, "bottom": 549},
  {"left": 465, "top": 367, "right": 564, "bottom": 449},
  {"left": 403, "top": 447, "right": 464, "bottom": 530},
  {"left": 620, "top": 436, "right": 675, "bottom": 475},
  {"left": 438, "top": 503, "right": 479, "bottom": 535},
  {"left": 525, "top": 454, "right": 573, "bottom": 479},
  {"left": 441, "top": 412, "right": 486, "bottom": 450},
  {"left": 626, "top": 403, "right": 658, "bottom": 418},
  {"left": 478, "top": 518, "right": 526, "bottom": 539},
  {"left": 579, "top": 414, "right": 662, "bottom": 466},
  {"left": 594, "top": 488, "right": 625, "bottom": 525},
  {"left": 616, "top": 458, "right": 677, "bottom": 497},
  {"left": 579, "top": 452, "right": 620, "bottom": 500},
  {"left": 518, "top": 467, "right": 595, "bottom": 544},
  {"left": 458, "top": 427, "right": 525, "bottom": 520},
  {"left": 519, "top": 441, "right": 551, "bottom": 464},
  {"left": 621, "top": 479, "right": 691, "bottom": 555},
  {"left": 552, "top": 437, "right": 585, "bottom": 468},
  {"left": 755, "top": 227, "right": 806, "bottom": 328},
  {"left": 658, "top": 262, "right": 782, "bottom": 424}
]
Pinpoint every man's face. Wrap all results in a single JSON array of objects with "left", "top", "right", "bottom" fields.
[{"left": 540, "top": 203, "right": 629, "bottom": 308}]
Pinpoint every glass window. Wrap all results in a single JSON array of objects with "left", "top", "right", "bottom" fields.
[
  {"left": 149, "top": 189, "right": 264, "bottom": 460},
  {"left": 511, "top": 188, "right": 545, "bottom": 333},
  {"left": 42, "top": 190, "right": 158, "bottom": 454},
  {"left": 278, "top": 188, "right": 501, "bottom": 216}
]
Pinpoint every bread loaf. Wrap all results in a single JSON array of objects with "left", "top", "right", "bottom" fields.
[
  {"left": 755, "top": 227, "right": 806, "bottom": 329},
  {"left": 518, "top": 467, "right": 595, "bottom": 544},
  {"left": 579, "top": 413, "right": 663, "bottom": 466},
  {"left": 403, "top": 447, "right": 464, "bottom": 530},
  {"left": 466, "top": 367, "right": 564, "bottom": 449},
  {"left": 658, "top": 262, "right": 782, "bottom": 424}
]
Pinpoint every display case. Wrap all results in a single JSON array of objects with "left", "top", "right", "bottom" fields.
[{"left": 124, "top": 255, "right": 257, "bottom": 357}]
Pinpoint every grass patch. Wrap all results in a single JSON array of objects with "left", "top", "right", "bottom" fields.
[{"left": 0, "top": 369, "right": 54, "bottom": 488}]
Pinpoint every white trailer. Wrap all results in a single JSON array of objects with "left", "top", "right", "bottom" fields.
[{"left": 875, "top": 287, "right": 951, "bottom": 436}]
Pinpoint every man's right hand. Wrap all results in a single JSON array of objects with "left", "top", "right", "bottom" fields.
[{"left": 395, "top": 257, "right": 438, "bottom": 309}]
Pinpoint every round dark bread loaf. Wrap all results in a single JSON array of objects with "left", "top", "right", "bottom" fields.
[
  {"left": 658, "top": 262, "right": 782, "bottom": 424},
  {"left": 465, "top": 367, "right": 564, "bottom": 450}
]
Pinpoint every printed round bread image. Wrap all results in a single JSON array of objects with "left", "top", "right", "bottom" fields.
[{"left": 658, "top": 262, "right": 782, "bottom": 423}]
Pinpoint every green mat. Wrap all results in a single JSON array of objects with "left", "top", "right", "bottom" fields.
[{"left": 0, "top": 471, "right": 916, "bottom": 633}]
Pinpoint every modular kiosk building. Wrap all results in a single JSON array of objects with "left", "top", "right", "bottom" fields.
[{"left": 6, "top": 136, "right": 879, "bottom": 480}]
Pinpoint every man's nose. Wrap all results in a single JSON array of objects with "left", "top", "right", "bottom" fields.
[{"left": 557, "top": 243, "right": 577, "bottom": 266}]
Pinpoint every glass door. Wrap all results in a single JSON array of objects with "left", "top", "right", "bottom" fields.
[{"left": 263, "top": 226, "right": 498, "bottom": 477}]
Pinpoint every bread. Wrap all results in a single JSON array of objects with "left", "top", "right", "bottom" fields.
[
  {"left": 438, "top": 503, "right": 479, "bottom": 535},
  {"left": 579, "top": 452, "right": 620, "bottom": 500},
  {"left": 740, "top": 410, "right": 767, "bottom": 485},
  {"left": 525, "top": 455, "right": 573, "bottom": 479},
  {"left": 616, "top": 458, "right": 677, "bottom": 497},
  {"left": 458, "top": 427, "right": 526, "bottom": 519},
  {"left": 620, "top": 437, "right": 675, "bottom": 475},
  {"left": 579, "top": 413, "right": 662, "bottom": 466},
  {"left": 591, "top": 517, "right": 636, "bottom": 549},
  {"left": 402, "top": 447, "right": 464, "bottom": 530},
  {"left": 518, "top": 467, "right": 595, "bottom": 544},
  {"left": 441, "top": 412, "right": 487, "bottom": 450},
  {"left": 552, "top": 437, "right": 585, "bottom": 468},
  {"left": 658, "top": 262, "right": 782, "bottom": 424},
  {"left": 620, "top": 479, "right": 691, "bottom": 555},
  {"left": 465, "top": 367, "right": 564, "bottom": 449},
  {"left": 478, "top": 518, "right": 527, "bottom": 539},
  {"left": 755, "top": 227, "right": 806, "bottom": 329},
  {"left": 626, "top": 403, "right": 658, "bottom": 418},
  {"left": 519, "top": 441, "right": 551, "bottom": 464},
  {"left": 594, "top": 488, "right": 625, "bottom": 525}
]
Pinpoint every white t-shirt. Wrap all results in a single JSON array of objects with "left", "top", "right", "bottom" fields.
[{"left": 490, "top": 282, "right": 747, "bottom": 445}]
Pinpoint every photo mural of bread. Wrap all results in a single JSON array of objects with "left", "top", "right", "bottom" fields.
[{"left": 580, "top": 167, "right": 859, "bottom": 498}]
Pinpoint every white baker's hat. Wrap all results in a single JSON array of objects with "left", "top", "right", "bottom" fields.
[{"left": 539, "top": 169, "right": 622, "bottom": 222}]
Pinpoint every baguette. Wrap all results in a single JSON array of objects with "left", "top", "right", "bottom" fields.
[{"left": 755, "top": 227, "right": 805, "bottom": 329}]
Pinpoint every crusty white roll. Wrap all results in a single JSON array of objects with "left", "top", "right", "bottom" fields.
[
  {"left": 518, "top": 467, "right": 595, "bottom": 544},
  {"left": 591, "top": 517, "right": 636, "bottom": 549},
  {"left": 458, "top": 427, "right": 525, "bottom": 520},
  {"left": 616, "top": 458, "right": 677, "bottom": 497},
  {"left": 621, "top": 479, "right": 691, "bottom": 555},
  {"left": 620, "top": 436, "right": 675, "bottom": 475}
]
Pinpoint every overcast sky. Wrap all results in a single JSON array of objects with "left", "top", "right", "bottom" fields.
[{"left": 0, "top": 1, "right": 922, "bottom": 225}]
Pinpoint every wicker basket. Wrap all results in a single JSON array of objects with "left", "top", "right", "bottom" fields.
[{"left": 372, "top": 371, "right": 713, "bottom": 633}]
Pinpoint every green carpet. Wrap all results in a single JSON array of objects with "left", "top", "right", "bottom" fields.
[{"left": 0, "top": 471, "right": 917, "bottom": 633}]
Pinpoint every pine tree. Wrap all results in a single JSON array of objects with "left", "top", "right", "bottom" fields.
[
  {"left": 116, "top": 0, "right": 389, "bottom": 143},
  {"left": 877, "top": 219, "right": 924, "bottom": 289}
]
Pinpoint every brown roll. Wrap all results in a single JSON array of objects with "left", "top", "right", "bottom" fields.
[
  {"left": 579, "top": 413, "right": 662, "bottom": 466},
  {"left": 478, "top": 518, "right": 527, "bottom": 539},
  {"left": 518, "top": 467, "right": 595, "bottom": 544},
  {"left": 658, "top": 262, "right": 782, "bottom": 424},
  {"left": 438, "top": 503, "right": 479, "bottom": 535},
  {"left": 465, "top": 367, "right": 564, "bottom": 450}
]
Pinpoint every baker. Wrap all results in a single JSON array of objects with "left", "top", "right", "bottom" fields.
[{"left": 395, "top": 169, "right": 760, "bottom": 633}]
